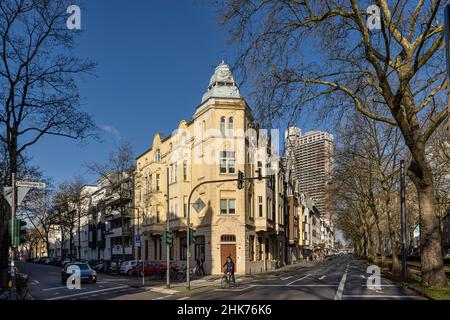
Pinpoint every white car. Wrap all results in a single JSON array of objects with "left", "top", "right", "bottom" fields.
[{"left": 120, "top": 260, "right": 140, "bottom": 275}]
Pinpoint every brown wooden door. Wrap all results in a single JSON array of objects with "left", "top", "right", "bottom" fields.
[{"left": 221, "top": 244, "right": 236, "bottom": 272}]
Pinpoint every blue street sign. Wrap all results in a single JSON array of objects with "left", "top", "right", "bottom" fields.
[{"left": 135, "top": 235, "right": 141, "bottom": 246}]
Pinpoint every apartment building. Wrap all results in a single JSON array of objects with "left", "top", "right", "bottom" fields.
[
  {"left": 285, "top": 127, "right": 334, "bottom": 226},
  {"left": 134, "top": 61, "right": 285, "bottom": 275}
]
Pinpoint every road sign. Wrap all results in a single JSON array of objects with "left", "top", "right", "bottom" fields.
[
  {"left": 2, "top": 186, "right": 31, "bottom": 207},
  {"left": 192, "top": 198, "right": 205, "bottom": 213},
  {"left": 135, "top": 235, "right": 141, "bottom": 247},
  {"left": 16, "top": 181, "right": 46, "bottom": 188}
]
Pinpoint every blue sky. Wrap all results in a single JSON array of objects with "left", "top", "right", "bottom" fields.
[
  {"left": 27, "top": 0, "right": 326, "bottom": 187},
  {"left": 28, "top": 0, "right": 235, "bottom": 186}
]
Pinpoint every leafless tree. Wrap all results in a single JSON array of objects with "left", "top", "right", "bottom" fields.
[
  {"left": 0, "top": 0, "right": 96, "bottom": 286},
  {"left": 221, "top": 0, "right": 448, "bottom": 287},
  {"left": 86, "top": 143, "right": 135, "bottom": 260}
]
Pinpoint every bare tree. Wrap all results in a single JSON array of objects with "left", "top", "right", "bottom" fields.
[
  {"left": 86, "top": 143, "right": 135, "bottom": 260},
  {"left": 54, "top": 176, "right": 86, "bottom": 259},
  {"left": 0, "top": 0, "right": 96, "bottom": 286},
  {"left": 221, "top": 0, "right": 448, "bottom": 287},
  {"left": 20, "top": 189, "right": 57, "bottom": 257}
]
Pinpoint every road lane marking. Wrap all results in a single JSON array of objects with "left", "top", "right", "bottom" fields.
[
  {"left": 318, "top": 275, "right": 326, "bottom": 280},
  {"left": 46, "top": 285, "right": 129, "bottom": 300},
  {"left": 43, "top": 286, "right": 73, "bottom": 291},
  {"left": 360, "top": 275, "right": 366, "bottom": 279},
  {"left": 280, "top": 276, "right": 293, "bottom": 281},
  {"left": 287, "top": 274, "right": 311, "bottom": 286},
  {"left": 343, "top": 295, "right": 419, "bottom": 299},
  {"left": 146, "top": 287, "right": 178, "bottom": 295},
  {"left": 361, "top": 284, "right": 402, "bottom": 287},
  {"left": 177, "top": 297, "right": 190, "bottom": 300},
  {"left": 152, "top": 295, "right": 172, "bottom": 300},
  {"left": 334, "top": 263, "right": 349, "bottom": 300}
]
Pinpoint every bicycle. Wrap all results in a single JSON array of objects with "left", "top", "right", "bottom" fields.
[{"left": 221, "top": 271, "right": 235, "bottom": 289}]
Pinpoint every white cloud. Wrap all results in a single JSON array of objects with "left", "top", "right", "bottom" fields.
[{"left": 101, "top": 125, "right": 122, "bottom": 141}]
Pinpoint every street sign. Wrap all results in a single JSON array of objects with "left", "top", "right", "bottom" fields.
[
  {"left": 2, "top": 186, "right": 31, "bottom": 207},
  {"left": 16, "top": 181, "right": 46, "bottom": 188},
  {"left": 192, "top": 198, "right": 205, "bottom": 213},
  {"left": 135, "top": 235, "right": 141, "bottom": 247}
]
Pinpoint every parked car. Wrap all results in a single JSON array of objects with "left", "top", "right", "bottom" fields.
[
  {"left": 120, "top": 260, "right": 140, "bottom": 275},
  {"left": 61, "top": 259, "right": 72, "bottom": 268},
  {"left": 38, "top": 257, "right": 48, "bottom": 264},
  {"left": 61, "top": 263, "right": 97, "bottom": 284},
  {"left": 92, "top": 261, "right": 105, "bottom": 273},
  {"left": 106, "top": 260, "right": 123, "bottom": 274},
  {"left": 131, "top": 260, "right": 167, "bottom": 277}
]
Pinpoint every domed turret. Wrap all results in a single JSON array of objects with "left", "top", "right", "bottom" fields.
[{"left": 201, "top": 61, "right": 241, "bottom": 103}]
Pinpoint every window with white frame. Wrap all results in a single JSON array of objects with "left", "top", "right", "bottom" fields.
[
  {"left": 220, "top": 199, "right": 236, "bottom": 215},
  {"left": 219, "top": 151, "right": 235, "bottom": 174},
  {"left": 155, "top": 149, "right": 161, "bottom": 162},
  {"left": 183, "top": 160, "right": 188, "bottom": 181}
]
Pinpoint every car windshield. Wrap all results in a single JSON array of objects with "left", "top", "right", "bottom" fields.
[{"left": 67, "top": 264, "right": 89, "bottom": 270}]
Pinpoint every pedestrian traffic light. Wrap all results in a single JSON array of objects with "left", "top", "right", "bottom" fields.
[
  {"left": 189, "top": 228, "right": 196, "bottom": 245},
  {"left": 237, "top": 170, "right": 244, "bottom": 189}
]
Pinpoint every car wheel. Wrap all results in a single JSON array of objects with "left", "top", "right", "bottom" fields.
[
  {"left": 92, "top": 278, "right": 97, "bottom": 284},
  {"left": 127, "top": 270, "right": 132, "bottom": 276}
]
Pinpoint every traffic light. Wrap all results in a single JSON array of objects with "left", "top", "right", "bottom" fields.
[
  {"left": 19, "top": 219, "right": 27, "bottom": 245},
  {"left": 7, "top": 218, "right": 27, "bottom": 247},
  {"left": 188, "top": 228, "right": 196, "bottom": 245},
  {"left": 166, "top": 230, "right": 173, "bottom": 247},
  {"left": 237, "top": 170, "right": 245, "bottom": 189},
  {"left": 161, "top": 230, "right": 173, "bottom": 247},
  {"left": 256, "top": 168, "right": 262, "bottom": 181}
]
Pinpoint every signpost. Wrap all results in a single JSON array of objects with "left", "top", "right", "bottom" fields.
[{"left": 1, "top": 177, "right": 45, "bottom": 300}]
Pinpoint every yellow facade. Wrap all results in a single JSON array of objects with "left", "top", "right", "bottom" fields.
[{"left": 134, "top": 63, "right": 285, "bottom": 275}]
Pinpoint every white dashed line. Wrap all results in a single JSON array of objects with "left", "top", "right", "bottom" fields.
[{"left": 334, "top": 263, "right": 349, "bottom": 300}]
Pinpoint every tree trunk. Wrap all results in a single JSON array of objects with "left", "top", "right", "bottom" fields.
[{"left": 416, "top": 184, "right": 447, "bottom": 287}]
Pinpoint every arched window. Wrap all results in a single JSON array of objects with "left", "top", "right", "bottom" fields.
[
  {"left": 228, "top": 117, "right": 234, "bottom": 136},
  {"left": 220, "top": 116, "right": 226, "bottom": 135},
  {"left": 155, "top": 149, "right": 161, "bottom": 162},
  {"left": 221, "top": 234, "right": 236, "bottom": 242}
]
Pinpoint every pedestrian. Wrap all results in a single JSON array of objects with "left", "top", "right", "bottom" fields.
[
  {"left": 199, "top": 257, "right": 206, "bottom": 275},
  {"left": 222, "top": 255, "right": 235, "bottom": 285}
]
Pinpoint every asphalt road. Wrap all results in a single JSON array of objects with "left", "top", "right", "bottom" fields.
[
  {"left": 17, "top": 254, "right": 425, "bottom": 300},
  {"left": 17, "top": 262, "right": 156, "bottom": 300},
  {"left": 188, "top": 254, "right": 426, "bottom": 300}
]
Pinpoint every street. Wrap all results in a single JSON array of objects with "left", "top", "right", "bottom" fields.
[{"left": 18, "top": 254, "right": 425, "bottom": 300}]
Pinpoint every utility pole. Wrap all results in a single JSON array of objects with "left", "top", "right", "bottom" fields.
[
  {"left": 400, "top": 160, "right": 408, "bottom": 279},
  {"left": 166, "top": 167, "right": 170, "bottom": 289}
]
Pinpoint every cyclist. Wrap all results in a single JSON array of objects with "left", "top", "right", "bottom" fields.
[{"left": 222, "top": 255, "right": 235, "bottom": 285}]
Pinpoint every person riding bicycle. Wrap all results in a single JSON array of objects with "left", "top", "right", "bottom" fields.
[{"left": 222, "top": 255, "right": 235, "bottom": 285}]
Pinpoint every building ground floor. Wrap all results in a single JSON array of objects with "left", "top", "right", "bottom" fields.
[{"left": 138, "top": 222, "right": 287, "bottom": 275}]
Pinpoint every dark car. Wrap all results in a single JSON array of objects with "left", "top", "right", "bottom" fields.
[
  {"left": 106, "top": 260, "right": 123, "bottom": 274},
  {"left": 61, "top": 263, "right": 97, "bottom": 284}
]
